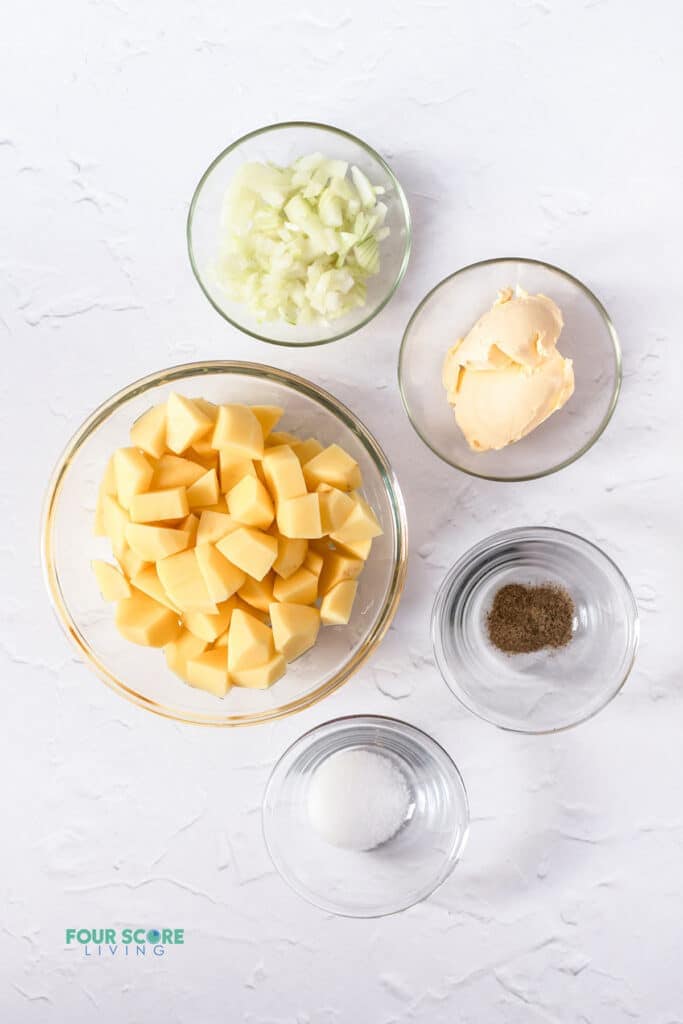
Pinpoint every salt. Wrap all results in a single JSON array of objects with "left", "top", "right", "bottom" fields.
[{"left": 307, "top": 748, "right": 411, "bottom": 851}]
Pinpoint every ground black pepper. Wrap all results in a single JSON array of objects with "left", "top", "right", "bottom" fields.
[{"left": 486, "top": 583, "right": 575, "bottom": 654}]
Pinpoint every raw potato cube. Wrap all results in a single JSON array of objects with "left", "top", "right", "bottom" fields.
[
  {"left": 130, "top": 486, "right": 189, "bottom": 523},
  {"left": 92, "top": 560, "right": 131, "bottom": 601},
  {"left": 266, "top": 430, "right": 299, "bottom": 448},
  {"left": 132, "top": 565, "right": 182, "bottom": 613},
  {"left": 195, "top": 542, "right": 246, "bottom": 603},
  {"left": 251, "top": 405, "right": 283, "bottom": 438},
  {"left": 212, "top": 405, "right": 264, "bottom": 459},
  {"left": 157, "top": 549, "right": 218, "bottom": 614},
  {"left": 227, "top": 608, "right": 275, "bottom": 672},
  {"left": 228, "top": 476, "right": 274, "bottom": 530},
  {"left": 214, "top": 628, "right": 229, "bottom": 648},
  {"left": 130, "top": 403, "right": 167, "bottom": 459},
  {"left": 183, "top": 599, "right": 236, "bottom": 642},
  {"left": 196, "top": 510, "right": 240, "bottom": 546},
  {"left": 217, "top": 527, "right": 278, "bottom": 581},
  {"left": 291, "top": 437, "right": 324, "bottom": 466},
  {"left": 303, "top": 549, "right": 323, "bottom": 577},
  {"left": 115, "top": 590, "right": 180, "bottom": 647},
  {"left": 262, "top": 445, "right": 307, "bottom": 503},
  {"left": 317, "top": 485, "right": 355, "bottom": 533},
  {"left": 187, "top": 469, "right": 220, "bottom": 509},
  {"left": 272, "top": 567, "right": 318, "bottom": 605},
  {"left": 117, "top": 545, "right": 150, "bottom": 581},
  {"left": 333, "top": 536, "right": 373, "bottom": 561},
  {"left": 270, "top": 603, "right": 320, "bottom": 662},
  {"left": 320, "top": 579, "right": 358, "bottom": 625},
  {"left": 102, "top": 495, "right": 130, "bottom": 558},
  {"left": 302, "top": 444, "right": 362, "bottom": 492},
  {"left": 165, "top": 629, "right": 208, "bottom": 681},
  {"left": 231, "top": 653, "right": 286, "bottom": 690},
  {"left": 199, "top": 496, "right": 229, "bottom": 514},
  {"left": 178, "top": 513, "right": 199, "bottom": 545},
  {"left": 153, "top": 453, "right": 206, "bottom": 489},
  {"left": 319, "top": 551, "right": 364, "bottom": 595},
  {"left": 219, "top": 449, "right": 257, "bottom": 493},
  {"left": 277, "top": 493, "right": 323, "bottom": 539},
  {"left": 187, "top": 399, "right": 219, "bottom": 455},
  {"left": 234, "top": 596, "right": 269, "bottom": 624},
  {"left": 186, "top": 647, "right": 230, "bottom": 697},
  {"left": 125, "top": 523, "right": 191, "bottom": 562},
  {"left": 272, "top": 536, "right": 308, "bottom": 580},
  {"left": 330, "top": 496, "right": 383, "bottom": 544},
  {"left": 238, "top": 572, "right": 274, "bottom": 613},
  {"left": 166, "top": 393, "right": 214, "bottom": 454},
  {"left": 114, "top": 447, "right": 154, "bottom": 509}
]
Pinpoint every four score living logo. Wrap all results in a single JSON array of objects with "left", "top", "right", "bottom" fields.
[{"left": 66, "top": 927, "right": 185, "bottom": 957}]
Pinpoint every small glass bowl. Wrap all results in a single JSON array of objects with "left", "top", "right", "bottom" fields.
[
  {"left": 187, "top": 121, "right": 412, "bottom": 346},
  {"left": 399, "top": 258, "right": 621, "bottom": 481},
  {"left": 41, "top": 362, "right": 408, "bottom": 727},
  {"left": 432, "top": 527, "right": 639, "bottom": 734},
  {"left": 262, "top": 715, "right": 469, "bottom": 918}
]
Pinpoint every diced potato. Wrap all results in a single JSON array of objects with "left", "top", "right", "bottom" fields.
[
  {"left": 234, "top": 596, "right": 269, "bottom": 624},
  {"left": 270, "top": 603, "right": 320, "bottom": 662},
  {"left": 318, "top": 551, "right": 364, "bottom": 595},
  {"left": 216, "top": 527, "right": 278, "bottom": 581},
  {"left": 302, "top": 444, "right": 362, "bottom": 492},
  {"left": 157, "top": 548, "right": 218, "bottom": 614},
  {"left": 117, "top": 545, "right": 150, "bottom": 581},
  {"left": 131, "top": 564, "right": 182, "bottom": 613},
  {"left": 266, "top": 430, "right": 299, "bottom": 448},
  {"left": 183, "top": 599, "right": 236, "bottom": 642},
  {"left": 195, "top": 542, "right": 246, "bottom": 603},
  {"left": 193, "top": 398, "right": 219, "bottom": 421},
  {"left": 291, "top": 437, "right": 324, "bottom": 465},
  {"left": 228, "top": 476, "right": 274, "bottom": 530},
  {"left": 198, "top": 496, "right": 229, "bottom": 514},
  {"left": 187, "top": 468, "right": 220, "bottom": 509},
  {"left": 227, "top": 608, "right": 275, "bottom": 672},
  {"left": 196, "top": 510, "right": 240, "bottom": 546},
  {"left": 130, "top": 486, "right": 189, "bottom": 523},
  {"left": 214, "top": 628, "right": 229, "bottom": 648},
  {"left": 320, "top": 579, "right": 358, "bottom": 625},
  {"left": 219, "top": 448, "right": 257, "bottom": 493},
  {"left": 277, "top": 493, "right": 323, "bottom": 539},
  {"left": 317, "top": 485, "right": 355, "bottom": 533},
  {"left": 238, "top": 572, "right": 274, "bottom": 613},
  {"left": 251, "top": 404, "right": 283, "bottom": 438},
  {"left": 125, "top": 523, "right": 191, "bottom": 562},
  {"left": 130, "top": 403, "right": 167, "bottom": 459},
  {"left": 115, "top": 590, "right": 180, "bottom": 647},
  {"left": 303, "top": 549, "right": 323, "bottom": 577},
  {"left": 231, "top": 653, "right": 286, "bottom": 689},
  {"left": 261, "top": 445, "right": 307, "bottom": 503},
  {"left": 178, "top": 513, "right": 199, "bottom": 545},
  {"left": 153, "top": 453, "right": 206, "bottom": 489},
  {"left": 166, "top": 393, "right": 214, "bottom": 454},
  {"left": 102, "top": 495, "right": 130, "bottom": 558},
  {"left": 114, "top": 447, "right": 154, "bottom": 509},
  {"left": 272, "top": 567, "right": 318, "bottom": 605},
  {"left": 330, "top": 496, "right": 383, "bottom": 544},
  {"left": 165, "top": 629, "right": 208, "bottom": 681},
  {"left": 186, "top": 647, "right": 231, "bottom": 697},
  {"left": 92, "top": 560, "right": 131, "bottom": 601},
  {"left": 212, "top": 405, "right": 264, "bottom": 459},
  {"left": 272, "top": 535, "right": 308, "bottom": 580},
  {"left": 333, "top": 536, "right": 373, "bottom": 560}
]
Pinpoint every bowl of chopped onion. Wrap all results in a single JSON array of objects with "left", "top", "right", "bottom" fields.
[{"left": 187, "top": 122, "right": 412, "bottom": 346}]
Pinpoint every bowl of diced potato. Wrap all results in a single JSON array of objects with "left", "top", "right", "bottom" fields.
[{"left": 42, "top": 362, "right": 408, "bottom": 726}]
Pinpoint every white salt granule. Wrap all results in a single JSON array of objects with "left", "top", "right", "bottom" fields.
[{"left": 307, "top": 748, "right": 411, "bottom": 851}]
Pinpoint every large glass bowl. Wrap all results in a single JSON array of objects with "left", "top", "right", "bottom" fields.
[
  {"left": 432, "top": 527, "right": 639, "bottom": 733},
  {"left": 399, "top": 258, "right": 621, "bottom": 481},
  {"left": 41, "top": 362, "right": 408, "bottom": 726},
  {"left": 187, "top": 121, "right": 411, "bottom": 346}
]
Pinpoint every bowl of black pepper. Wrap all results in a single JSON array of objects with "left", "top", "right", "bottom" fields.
[{"left": 431, "top": 527, "right": 639, "bottom": 733}]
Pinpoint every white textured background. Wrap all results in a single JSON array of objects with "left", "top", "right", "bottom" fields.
[{"left": 3, "top": 0, "right": 681, "bottom": 1020}]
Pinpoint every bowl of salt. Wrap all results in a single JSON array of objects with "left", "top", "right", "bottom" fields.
[{"left": 262, "top": 715, "right": 469, "bottom": 917}]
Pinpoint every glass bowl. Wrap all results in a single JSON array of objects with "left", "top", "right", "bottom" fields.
[
  {"left": 399, "top": 258, "right": 621, "bottom": 481},
  {"left": 432, "top": 527, "right": 638, "bottom": 734},
  {"left": 41, "top": 362, "right": 408, "bottom": 727},
  {"left": 187, "top": 121, "right": 412, "bottom": 346},
  {"left": 262, "top": 715, "right": 469, "bottom": 917}
]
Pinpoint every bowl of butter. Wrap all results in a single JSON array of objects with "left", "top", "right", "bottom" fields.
[{"left": 398, "top": 257, "right": 621, "bottom": 481}]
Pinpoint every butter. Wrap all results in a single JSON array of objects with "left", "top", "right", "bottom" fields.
[{"left": 442, "top": 287, "right": 574, "bottom": 451}]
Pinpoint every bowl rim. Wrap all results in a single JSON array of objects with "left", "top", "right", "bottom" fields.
[
  {"left": 41, "top": 361, "right": 408, "bottom": 727},
  {"left": 261, "top": 713, "right": 470, "bottom": 918},
  {"left": 187, "top": 120, "right": 412, "bottom": 347},
  {"left": 430, "top": 525, "right": 640, "bottom": 734},
  {"left": 398, "top": 256, "right": 622, "bottom": 482}
]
